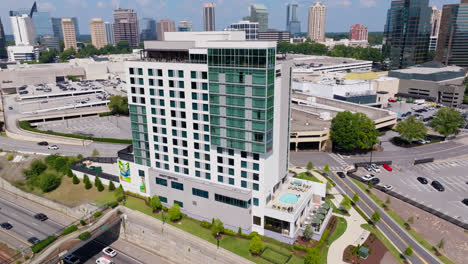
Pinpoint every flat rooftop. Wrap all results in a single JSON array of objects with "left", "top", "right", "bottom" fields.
[{"left": 281, "top": 54, "right": 372, "bottom": 67}]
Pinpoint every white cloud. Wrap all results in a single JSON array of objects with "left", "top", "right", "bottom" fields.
[
  {"left": 96, "top": 1, "right": 106, "bottom": 8},
  {"left": 329, "top": 0, "right": 352, "bottom": 7},
  {"left": 360, "top": 0, "right": 377, "bottom": 8},
  {"left": 136, "top": 0, "right": 151, "bottom": 6},
  {"left": 38, "top": 2, "right": 56, "bottom": 11}
]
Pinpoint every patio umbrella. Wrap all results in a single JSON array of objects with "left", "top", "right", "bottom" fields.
[
  {"left": 317, "top": 208, "right": 328, "bottom": 214},
  {"left": 321, "top": 203, "right": 330, "bottom": 210},
  {"left": 316, "top": 213, "right": 325, "bottom": 220},
  {"left": 311, "top": 218, "right": 321, "bottom": 226}
]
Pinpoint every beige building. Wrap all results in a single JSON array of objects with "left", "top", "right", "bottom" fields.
[
  {"left": 90, "top": 18, "right": 107, "bottom": 49},
  {"left": 61, "top": 18, "right": 77, "bottom": 50},
  {"left": 307, "top": 2, "right": 326, "bottom": 42},
  {"left": 156, "top": 19, "right": 175, "bottom": 41}
]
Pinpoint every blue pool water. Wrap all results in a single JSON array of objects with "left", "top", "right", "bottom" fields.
[{"left": 279, "top": 193, "right": 299, "bottom": 204}]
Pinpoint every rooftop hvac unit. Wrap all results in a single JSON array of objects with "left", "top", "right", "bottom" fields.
[{"left": 320, "top": 112, "right": 332, "bottom": 120}]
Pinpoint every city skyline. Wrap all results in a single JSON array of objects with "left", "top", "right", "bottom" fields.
[{"left": 0, "top": 0, "right": 460, "bottom": 36}]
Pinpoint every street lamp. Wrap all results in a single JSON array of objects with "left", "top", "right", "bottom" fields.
[{"left": 216, "top": 232, "right": 220, "bottom": 249}]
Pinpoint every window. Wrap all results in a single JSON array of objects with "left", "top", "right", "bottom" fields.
[
  {"left": 179, "top": 81, "right": 184, "bottom": 88},
  {"left": 138, "top": 170, "right": 145, "bottom": 177},
  {"left": 171, "top": 182, "right": 184, "bottom": 191},
  {"left": 241, "top": 171, "right": 247, "bottom": 178},
  {"left": 253, "top": 183, "right": 259, "bottom": 191},
  {"left": 241, "top": 181, "right": 247, "bottom": 188},
  {"left": 228, "top": 178, "right": 234, "bottom": 185},
  {"left": 228, "top": 168, "right": 234, "bottom": 176},
  {"left": 191, "top": 71, "right": 197, "bottom": 78},
  {"left": 202, "top": 72, "right": 208, "bottom": 79},
  {"left": 205, "top": 173, "right": 211, "bottom": 179},
  {"left": 253, "top": 198, "right": 259, "bottom": 206},
  {"left": 156, "top": 177, "right": 167, "bottom": 186},
  {"left": 241, "top": 151, "right": 247, "bottom": 158},
  {"left": 253, "top": 173, "right": 259, "bottom": 181},
  {"left": 253, "top": 163, "right": 259, "bottom": 171},
  {"left": 148, "top": 69, "right": 153, "bottom": 76},
  {"left": 253, "top": 216, "right": 261, "bottom": 226},
  {"left": 192, "top": 188, "right": 209, "bottom": 199},
  {"left": 157, "top": 69, "right": 163, "bottom": 76},
  {"left": 218, "top": 175, "right": 223, "bottom": 182},
  {"left": 168, "top": 70, "right": 174, "bottom": 77},
  {"left": 159, "top": 196, "right": 168, "bottom": 203},
  {"left": 241, "top": 161, "right": 247, "bottom": 168},
  {"left": 158, "top": 79, "right": 163, "bottom": 86},
  {"left": 178, "top": 70, "right": 184, "bottom": 78},
  {"left": 214, "top": 194, "right": 250, "bottom": 209},
  {"left": 174, "top": 200, "right": 183, "bottom": 207},
  {"left": 169, "top": 80, "right": 174, "bottom": 87},
  {"left": 129, "top": 68, "right": 134, "bottom": 75}
]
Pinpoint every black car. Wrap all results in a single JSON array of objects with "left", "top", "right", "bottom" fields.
[
  {"left": 28, "top": 237, "right": 40, "bottom": 244},
  {"left": 337, "top": 172, "right": 346, "bottom": 178},
  {"left": 34, "top": 213, "right": 48, "bottom": 221},
  {"left": 417, "top": 177, "right": 428, "bottom": 184},
  {"left": 370, "top": 178, "right": 380, "bottom": 185},
  {"left": 431, "top": 181, "right": 445, "bottom": 192},
  {"left": 462, "top": 199, "right": 468, "bottom": 206},
  {"left": 1, "top": 223, "right": 13, "bottom": 230},
  {"left": 37, "top": 141, "right": 49, "bottom": 146}
]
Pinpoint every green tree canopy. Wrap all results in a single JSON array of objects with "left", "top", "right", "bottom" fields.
[
  {"left": 395, "top": 116, "right": 428, "bottom": 142},
  {"left": 329, "top": 45, "right": 383, "bottom": 62},
  {"left": 277, "top": 41, "right": 328, "bottom": 55},
  {"left": 211, "top": 218, "right": 224, "bottom": 236},
  {"left": 304, "top": 247, "right": 321, "bottom": 264},
  {"left": 430, "top": 108, "right": 465, "bottom": 137},
  {"left": 39, "top": 172, "right": 61, "bottom": 192},
  {"left": 352, "top": 193, "right": 360, "bottom": 204},
  {"left": 149, "top": 195, "right": 162, "bottom": 211},
  {"left": 302, "top": 225, "right": 314, "bottom": 240},
  {"left": 108, "top": 95, "right": 129, "bottom": 115},
  {"left": 249, "top": 236, "right": 264, "bottom": 255},
  {"left": 330, "top": 111, "right": 378, "bottom": 152},
  {"left": 339, "top": 195, "right": 352, "bottom": 212},
  {"left": 371, "top": 211, "right": 381, "bottom": 224},
  {"left": 39, "top": 49, "right": 58, "bottom": 63},
  {"left": 168, "top": 204, "right": 182, "bottom": 221}
]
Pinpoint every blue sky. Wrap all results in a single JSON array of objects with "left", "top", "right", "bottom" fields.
[{"left": 0, "top": 0, "right": 461, "bottom": 35}]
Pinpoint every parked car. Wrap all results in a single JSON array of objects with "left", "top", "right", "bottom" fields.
[
  {"left": 337, "top": 171, "right": 346, "bottom": 178},
  {"left": 431, "top": 181, "right": 445, "bottom": 192},
  {"left": 370, "top": 164, "right": 381, "bottom": 173},
  {"left": 0, "top": 223, "right": 13, "bottom": 230},
  {"left": 417, "top": 177, "right": 428, "bottom": 184},
  {"left": 362, "top": 174, "right": 375, "bottom": 182},
  {"left": 102, "top": 247, "right": 118, "bottom": 257},
  {"left": 388, "top": 98, "right": 397, "bottom": 103},
  {"left": 48, "top": 145, "right": 59, "bottom": 150},
  {"left": 34, "top": 213, "right": 48, "bottom": 221},
  {"left": 364, "top": 164, "right": 372, "bottom": 172},
  {"left": 369, "top": 178, "right": 380, "bottom": 185},
  {"left": 382, "top": 185, "right": 393, "bottom": 191},
  {"left": 63, "top": 254, "right": 81, "bottom": 264},
  {"left": 462, "top": 199, "right": 468, "bottom": 206},
  {"left": 28, "top": 237, "right": 40, "bottom": 244},
  {"left": 382, "top": 164, "right": 392, "bottom": 171},
  {"left": 95, "top": 256, "right": 114, "bottom": 264},
  {"left": 37, "top": 141, "right": 49, "bottom": 146}
]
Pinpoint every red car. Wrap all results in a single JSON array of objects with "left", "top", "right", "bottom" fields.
[
  {"left": 383, "top": 164, "right": 392, "bottom": 171},
  {"left": 388, "top": 98, "right": 397, "bottom": 103}
]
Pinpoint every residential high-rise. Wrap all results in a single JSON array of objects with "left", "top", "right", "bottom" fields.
[
  {"left": 32, "top": 11, "right": 53, "bottom": 38},
  {"left": 72, "top": 17, "right": 80, "bottom": 40},
  {"left": 104, "top": 22, "right": 115, "bottom": 45},
  {"left": 248, "top": 4, "right": 269, "bottom": 32},
  {"left": 90, "top": 18, "right": 107, "bottom": 49},
  {"left": 61, "top": 18, "right": 77, "bottom": 50},
  {"left": 51, "top": 17, "right": 63, "bottom": 40},
  {"left": 120, "top": 31, "right": 327, "bottom": 242},
  {"left": 0, "top": 18, "right": 7, "bottom": 59},
  {"left": 156, "top": 19, "right": 175, "bottom": 41},
  {"left": 203, "top": 2, "right": 216, "bottom": 31},
  {"left": 286, "top": 2, "right": 301, "bottom": 36},
  {"left": 429, "top": 6, "right": 442, "bottom": 51},
  {"left": 350, "top": 24, "right": 368, "bottom": 41},
  {"left": 435, "top": 0, "right": 468, "bottom": 66},
  {"left": 178, "top": 21, "right": 193, "bottom": 32},
  {"left": 140, "top": 18, "right": 157, "bottom": 41},
  {"left": 10, "top": 14, "right": 36, "bottom": 46},
  {"left": 225, "top": 21, "right": 259, "bottom": 40},
  {"left": 113, "top": 8, "right": 139, "bottom": 47},
  {"left": 383, "top": 0, "right": 432, "bottom": 69},
  {"left": 307, "top": 2, "right": 326, "bottom": 42}
]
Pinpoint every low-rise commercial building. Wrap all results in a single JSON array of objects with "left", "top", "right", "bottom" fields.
[
  {"left": 258, "top": 30, "right": 290, "bottom": 43},
  {"left": 7, "top": 45, "right": 40, "bottom": 62}
]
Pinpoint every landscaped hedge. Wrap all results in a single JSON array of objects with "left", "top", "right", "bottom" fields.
[
  {"left": 293, "top": 243, "right": 309, "bottom": 252},
  {"left": 107, "top": 201, "right": 118, "bottom": 208},
  {"left": 93, "top": 211, "right": 102, "bottom": 218},
  {"left": 240, "top": 231, "right": 259, "bottom": 240},
  {"left": 19, "top": 121, "right": 132, "bottom": 145},
  {"left": 61, "top": 225, "right": 78, "bottom": 236},
  {"left": 31, "top": 236, "right": 57, "bottom": 253},
  {"left": 223, "top": 228, "right": 236, "bottom": 236},
  {"left": 200, "top": 220, "right": 212, "bottom": 229},
  {"left": 316, "top": 229, "right": 330, "bottom": 249},
  {"left": 78, "top": 232, "right": 91, "bottom": 241}
]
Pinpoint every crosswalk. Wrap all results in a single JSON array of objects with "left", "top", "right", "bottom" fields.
[
  {"left": 315, "top": 166, "right": 343, "bottom": 172},
  {"left": 328, "top": 153, "right": 349, "bottom": 167},
  {"left": 416, "top": 159, "right": 468, "bottom": 171}
]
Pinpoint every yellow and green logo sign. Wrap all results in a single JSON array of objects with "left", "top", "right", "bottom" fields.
[{"left": 119, "top": 161, "right": 131, "bottom": 183}]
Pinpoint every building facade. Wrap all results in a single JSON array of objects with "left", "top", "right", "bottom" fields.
[
  {"left": 286, "top": 2, "right": 301, "bottom": 36},
  {"left": 156, "top": 19, "right": 175, "bottom": 41},
  {"left": 104, "top": 22, "right": 115, "bottom": 45},
  {"left": 32, "top": 11, "right": 53, "bottom": 38},
  {"left": 0, "top": 18, "right": 7, "bottom": 59},
  {"left": 39, "top": 35, "right": 60, "bottom": 51},
  {"left": 435, "top": 0, "right": 468, "bottom": 67},
  {"left": 10, "top": 14, "right": 36, "bottom": 46},
  {"left": 258, "top": 31, "right": 291, "bottom": 43},
  {"left": 61, "top": 18, "right": 77, "bottom": 50},
  {"left": 350, "top": 24, "right": 368, "bottom": 41},
  {"left": 307, "top": 2, "right": 326, "bottom": 42},
  {"left": 72, "top": 17, "right": 80, "bottom": 40},
  {"left": 113, "top": 8, "right": 139, "bottom": 48},
  {"left": 90, "top": 18, "right": 107, "bottom": 49},
  {"left": 139, "top": 18, "right": 157, "bottom": 41},
  {"left": 429, "top": 6, "right": 442, "bottom": 51},
  {"left": 7, "top": 45, "right": 39, "bottom": 62},
  {"left": 248, "top": 4, "right": 269, "bottom": 32},
  {"left": 203, "top": 2, "right": 216, "bottom": 31},
  {"left": 178, "top": 21, "right": 193, "bottom": 32},
  {"left": 383, "top": 0, "right": 432, "bottom": 69},
  {"left": 225, "top": 21, "right": 259, "bottom": 40},
  {"left": 51, "top": 17, "right": 63, "bottom": 40}
]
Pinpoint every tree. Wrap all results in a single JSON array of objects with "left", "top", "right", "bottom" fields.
[
  {"left": 404, "top": 247, "right": 413, "bottom": 256},
  {"left": 430, "top": 108, "right": 465, "bottom": 137},
  {"left": 302, "top": 225, "right": 314, "bottom": 240},
  {"left": 149, "top": 195, "right": 162, "bottom": 212},
  {"left": 72, "top": 174, "right": 80, "bottom": 184},
  {"left": 59, "top": 48, "right": 74, "bottom": 62},
  {"left": 396, "top": 116, "right": 428, "bottom": 142},
  {"left": 38, "top": 173, "right": 61, "bottom": 192},
  {"left": 352, "top": 193, "right": 360, "bottom": 204},
  {"left": 168, "top": 204, "right": 182, "bottom": 222},
  {"left": 237, "top": 227, "right": 242, "bottom": 236},
  {"left": 304, "top": 247, "right": 321, "bottom": 264},
  {"left": 83, "top": 174, "right": 92, "bottom": 190},
  {"left": 114, "top": 185, "right": 124, "bottom": 201},
  {"left": 116, "top": 41, "right": 131, "bottom": 53},
  {"left": 306, "top": 161, "right": 314, "bottom": 171},
  {"left": 95, "top": 177, "right": 104, "bottom": 192},
  {"left": 249, "top": 236, "right": 264, "bottom": 255},
  {"left": 437, "top": 238, "right": 445, "bottom": 249},
  {"left": 108, "top": 95, "right": 129, "bottom": 115},
  {"left": 324, "top": 163, "right": 330, "bottom": 172},
  {"left": 92, "top": 149, "right": 100, "bottom": 157},
  {"left": 39, "top": 49, "right": 58, "bottom": 63},
  {"left": 212, "top": 218, "right": 224, "bottom": 236},
  {"left": 339, "top": 196, "right": 352, "bottom": 212},
  {"left": 330, "top": 111, "right": 378, "bottom": 152},
  {"left": 371, "top": 211, "right": 381, "bottom": 224},
  {"left": 108, "top": 181, "right": 116, "bottom": 191}
]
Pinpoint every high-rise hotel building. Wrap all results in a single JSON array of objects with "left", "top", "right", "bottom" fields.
[{"left": 120, "top": 31, "right": 326, "bottom": 243}]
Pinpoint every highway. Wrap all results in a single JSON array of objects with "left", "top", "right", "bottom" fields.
[{"left": 330, "top": 172, "right": 441, "bottom": 264}]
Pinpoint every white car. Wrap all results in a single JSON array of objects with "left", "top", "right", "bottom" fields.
[
  {"left": 48, "top": 145, "right": 59, "bottom": 150},
  {"left": 383, "top": 185, "right": 393, "bottom": 191},
  {"left": 370, "top": 164, "right": 381, "bottom": 173},
  {"left": 102, "top": 247, "right": 117, "bottom": 258},
  {"left": 96, "top": 256, "right": 114, "bottom": 264},
  {"left": 362, "top": 174, "right": 375, "bottom": 182}
]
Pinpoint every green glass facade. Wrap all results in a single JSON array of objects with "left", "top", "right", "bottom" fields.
[
  {"left": 208, "top": 48, "right": 275, "bottom": 153},
  {"left": 129, "top": 104, "right": 151, "bottom": 166}
]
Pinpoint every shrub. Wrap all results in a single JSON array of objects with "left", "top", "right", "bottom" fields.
[
  {"left": 200, "top": 220, "right": 212, "bottom": 229},
  {"left": 7, "top": 154, "right": 13, "bottom": 161},
  {"left": 92, "top": 149, "right": 100, "bottom": 157},
  {"left": 168, "top": 204, "right": 182, "bottom": 222},
  {"left": 316, "top": 229, "right": 330, "bottom": 248},
  {"left": 76, "top": 154, "right": 84, "bottom": 160},
  {"left": 223, "top": 228, "right": 236, "bottom": 236},
  {"left": 162, "top": 206, "right": 168, "bottom": 212},
  {"left": 31, "top": 236, "right": 56, "bottom": 253},
  {"left": 211, "top": 218, "right": 224, "bottom": 236},
  {"left": 80, "top": 220, "right": 86, "bottom": 226},
  {"left": 302, "top": 224, "right": 314, "bottom": 240},
  {"left": 108, "top": 181, "right": 116, "bottom": 191},
  {"left": 240, "top": 232, "right": 259, "bottom": 240},
  {"left": 61, "top": 225, "right": 78, "bottom": 236},
  {"left": 304, "top": 248, "right": 321, "bottom": 264},
  {"left": 95, "top": 177, "right": 104, "bottom": 192},
  {"left": 249, "top": 236, "right": 264, "bottom": 255},
  {"left": 293, "top": 243, "right": 309, "bottom": 252},
  {"left": 78, "top": 232, "right": 91, "bottom": 241},
  {"left": 107, "top": 201, "right": 118, "bottom": 208},
  {"left": 93, "top": 211, "right": 102, "bottom": 218},
  {"left": 84, "top": 181, "right": 92, "bottom": 190},
  {"left": 38, "top": 172, "right": 61, "bottom": 193},
  {"left": 404, "top": 247, "right": 413, "bottom": 256},
  {"left": 149, "top": 195, "right": 162, "bottom": 212},
  {"left": 72, "top": 174, "right": 80, "bottom": 184},
  {"left": 114, "top": 185, "right": 124, "bottom": 201},
  {"left": 237, "top": 227, "right": 242, "bottom": 236}
]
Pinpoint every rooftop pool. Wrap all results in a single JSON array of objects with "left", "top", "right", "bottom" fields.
[{"left": 279, "top": 193, "right": 300, "bottom": 204}]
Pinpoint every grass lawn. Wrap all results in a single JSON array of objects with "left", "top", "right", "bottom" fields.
[
  {"left": 320, "top": 217, "right": 347, "bottom": 264},
  {"left": 295, "top": 172, "right": 323, "bottom": 183},
  {"left": 261, "top": 247, "right": 290, "bottom": 263},
  {"left": 124, "top": 196, "right": 304, "bottom": 264},
  {"left": 352, "top": 179, "right": 454, "bottom": 264}
]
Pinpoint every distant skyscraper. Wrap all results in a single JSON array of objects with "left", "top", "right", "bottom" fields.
[
  {"left": 156, "top": 19, "right": 175, "bottom": 41},
  {"left": 307, "top": 2, "right": 326, "bottom": 42},
  {"left": 286, "top": 2, "right": 301, "bottom": 36},
  {"left": 90, "top": 18, "right": 107, "bottom": 49},
  {"left": 428, "top": 6, "right": 442, "bottom": 51},
  {"left": 72, "top": 17, "right": 80, "bottom": 40},
  {"left": 139, "top": 18, "right": 157, "bottom": 41},
  {"left": 225, "top": 20, "right": 259, "bottom": 40},
  {"left": 384, "top": 0, "right": 432, "bottom": 69},
  {"left": 248, "top": 4, "right": 268, "bottom": 32},
  {"left": 0, "top": 18, "right": 7, "bottom": 58},
  {"left": 113, "top": 8, "right": 139, "bottom": 47},
  {"left": 40, "top": 35, "right": 60, "bottom": 51},
  {"left": 10, "top": 14, "right": 36, "bottom": 46},
  {"left": 104, "top": 22, "right": 115, "bottom": 45},
  {"left": 350, "top": 24, "right": 368, "bottom": 41},
  {"left": 61, "top": 18, "right": 77, "bottom": 50},
  {"left": 203, "top": 2, "right": 216, "bottom": 31},
  {"left": 32, "top": 11, "right": 53, "bottom": 38},
  {"left": 178, "top": 21, "right": 193, "bottom": 32},
  {"left": 435, "top": 0, "right": 468, "bottom": 66},
  {"left": 52, "top": 17, "right": 63, "bottom": 40}
]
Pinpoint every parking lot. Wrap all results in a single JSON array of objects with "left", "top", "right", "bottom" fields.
[{"left": 354, "top": 162, "right": 468, "bottom": 224}]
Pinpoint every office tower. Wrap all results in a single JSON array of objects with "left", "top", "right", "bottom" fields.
[
  {"left": 350, "top": 24, "right": 368, "bottom": 41},
  {"left": 90, "top": 18, "right": 107, "bottom": 49},
  {"left": 32, "top": 12, "right": 53, "bottom": 38},
  {"left": 156, "top": 19, "right": 175, "bottom": 41},
  {"left": 39, "top": 35, "right": 60, "bottom": 51},
  {"left": 429, "top": 6, "right": 442, "bottom": 51},
  {"left": 113, "top": 8, "right": 139, "bottom": 47},
  {"left": 286, "top": 2, "right": 301, "bottom": 36},
  {"left": 0, "top": 18, "right": 6, "bottom": 58},
  {"left": 383, "top": 0, "right": 432, "bottom": 69},
  {"left": 139, "top": 18, "right": 157, "bottom": 41},
  {"left": 248, "top": 4, "right": 269, "bottom": 32},
  {"left": 178, "top": 21, "right": 193, "bottom": 32},
  {"left": 435, "top": 0, "right": 468, "bottom": 66},
  {"left": 10, "top": 14, "right": 37, "bottom": 46},
  {"left": 203, "top": 2, "right": 216, "bottom": 31},
  {"left": 104, "top": 22, "right": 115, "bottom": 45},
  {"left": 61, "top": 18, "right": 77, "bottom": 50},
  {"left": 122, "top": 31, "right": 324, "bottom": 242},
  {"left": 52, "top": 18, "right": 63, "bottom": 40},
  {"left": 258, "top": 30, "right": 291, "bottom": 43},
  {"left": 72, "top": 17, "right": 80, "bottom": 40},
  {"left": 225, "top": 21, "right": 259, "bottom": 40},
  {"left": 307, "top": 2, "right": 326, "bottom": 42}
]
